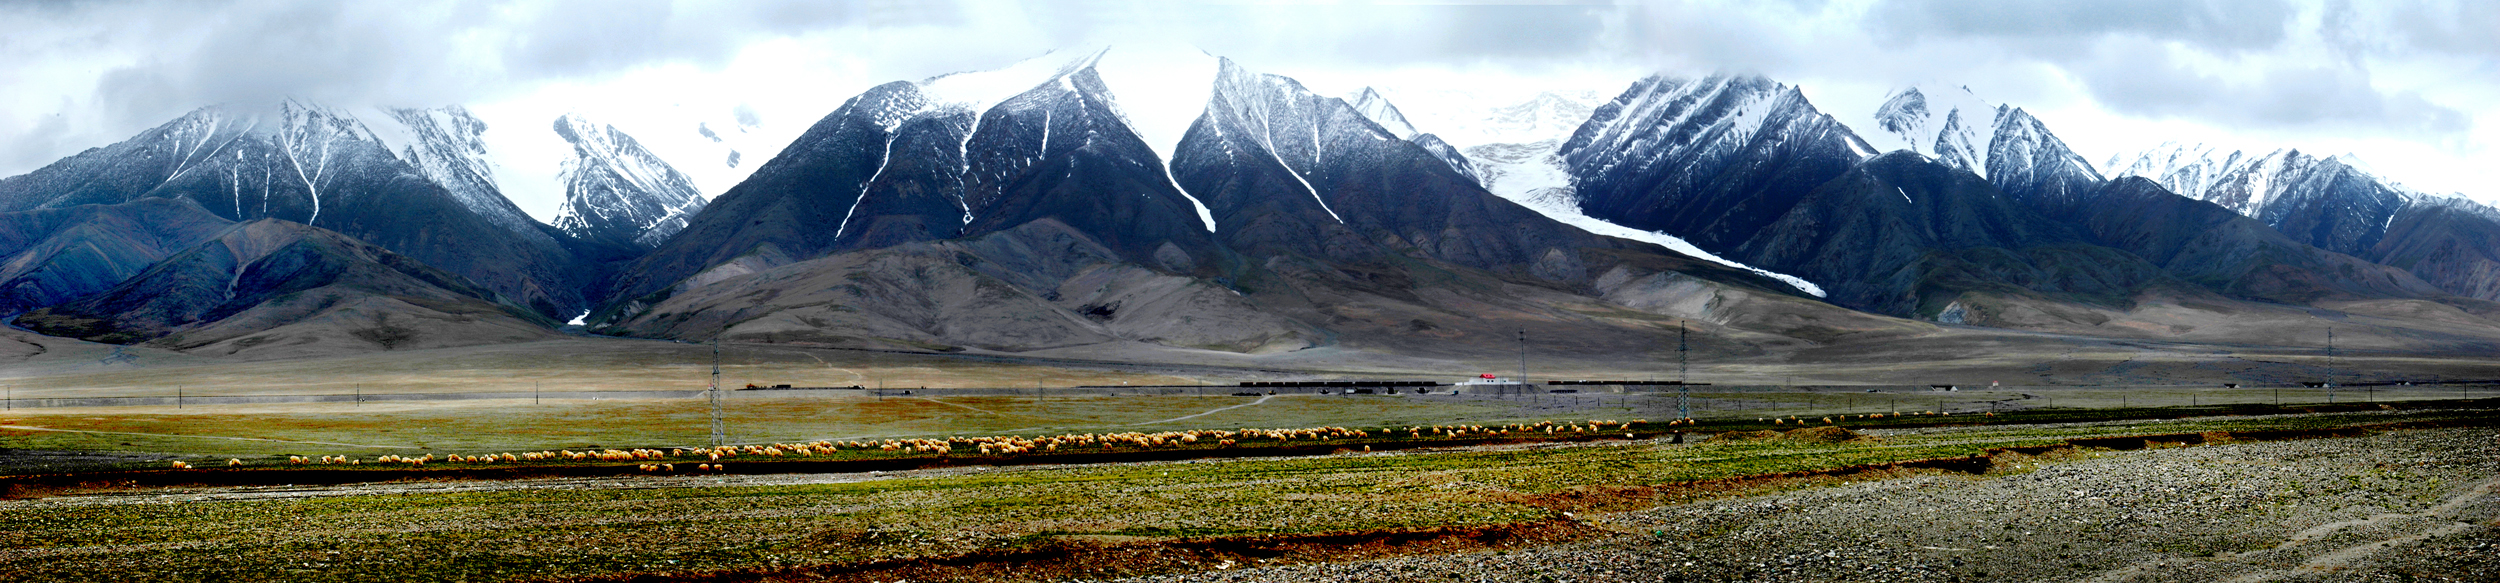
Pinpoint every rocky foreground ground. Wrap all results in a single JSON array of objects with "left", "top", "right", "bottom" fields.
[{"left": 1109, "top": 427, "right": 2500, "bottom": 583}]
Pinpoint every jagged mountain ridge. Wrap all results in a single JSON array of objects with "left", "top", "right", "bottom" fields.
[
  {"left": 1559, "top": 73, "right": 1877, "bottom": 253},
  {"left": 1346, "top": 88, "right": 1482, "bottom": 185},
  {"left": 2108, "top": 145, "right": 2411, "bottom": 256},
  {"left": 2107, "top": 144, "right": 2500, "bottom": 303},
  {"left": 592, "top": 48, "right": 1841, "bottom": 356},
  {"left": 550, "top": 113, "right": 708, "bottom": 249},
  {"left": 6, "top": 47, "right": 2496, "bottom": 358},
  {"left": 1532, "top": 72, "right": 2467, "bottom": 323},
  {"left": 1858, "top": 85, "right": 2107, "bottom": 216},
  {"left": 0, "top": 100, "right": 717, "bottom": 321},
  {"left": 0, "top": 101, "right": 593, "bottom": 317},
  {"left": 363, "top": 106, "right": 551, "bottom": 243}
]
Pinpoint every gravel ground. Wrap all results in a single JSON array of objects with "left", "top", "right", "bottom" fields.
[
  {"left": 1108, "top": 428, "right": 2500, "bottom": 583},
  {"left": 0, "top": 449, "right": 164, "bottom": 474}
]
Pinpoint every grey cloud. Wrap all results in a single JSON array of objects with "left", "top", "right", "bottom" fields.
[
  {"left": 1867, "top": 0, "right": 2297, "bottom": 54},
  {"left": 2328, "top": 0, "right": 2500, "bottom": 60},
  {"left": 1037, "top": 3, "right": 1613, "bottom": 71},
  {"left": 2076, "top": 37, "right": 2470, "bottom": 137}
]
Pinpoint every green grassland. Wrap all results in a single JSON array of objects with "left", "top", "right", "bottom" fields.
[{"left": 1, "top": 406, "right": 2491, "bottom": 582}]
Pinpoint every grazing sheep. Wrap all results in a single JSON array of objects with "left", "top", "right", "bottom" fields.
[
  {"left": 170, "top": 461, "right": 190, "bottom": 469},
  {"left": 227, "top": 459, "right": 242, "bottom": 467}
]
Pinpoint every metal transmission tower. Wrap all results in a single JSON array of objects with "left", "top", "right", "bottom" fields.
[
  {"left": 1517, "top": 329, "right": 1528, "bottom": 394},
  {"left": 1677, "top": 321, "right": 1691, "bottom": 420},
  {"left": 709, "top": 339, "right": 726, "bottom": 447}
]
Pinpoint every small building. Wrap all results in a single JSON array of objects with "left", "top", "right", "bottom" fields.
[{"left": 1454, "top": 374, "right": 1532, "bottom": 395}]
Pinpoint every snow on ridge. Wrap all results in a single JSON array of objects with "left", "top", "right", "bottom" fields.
[
  {"left": 1854, "top": 84, "right": 2002, "bottom": 176},
  {"left": 1087, "top": 45, "right": 1223, "bottom": 233},
  {"left": 1721, "top": 86, "right": 1783, "bottom": 145},
  {"left": 1347, "top": 87, "right": 1419, "bottom": 140},
  {"left": 918, "top": 50, "right": 1081, "bottom": 116},
  {"left": 1469, "top": 139, "right": 1825, "bottom": 297},
  {"left": 1087, "top": 44, "right": 1221, "bottom": 168}
]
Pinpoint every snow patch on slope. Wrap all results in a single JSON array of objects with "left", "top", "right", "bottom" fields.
[
  {"left": 1468, "top": 140, "right": 1826, "bottom": 297},
  {"left": 1376, "top": 89, "right": 1608, "bottom": 149},
  {"left": 1089, "top": 45, "right": 1222, "bottom": 165},
  {"left": 1088, "top": 46, "right": 1223, "bottom": 233}
]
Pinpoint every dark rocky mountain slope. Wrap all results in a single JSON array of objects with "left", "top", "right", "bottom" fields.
[
  {"left": 17, "top": 219, "right": 555, "bottom": 358},
  {"left": 0, "top": 198, "right": 235, "bottom": 315}
]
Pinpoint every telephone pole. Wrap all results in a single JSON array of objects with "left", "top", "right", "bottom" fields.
[
  {"left": 2326, "top": 327, "right": 2337, "bottom": 403},
  {"left": 1677, "top": 320, "right": 1691, "bottom": 420},
  {"left": 709, "top": 339, "right": 726, "bottom": 447}
]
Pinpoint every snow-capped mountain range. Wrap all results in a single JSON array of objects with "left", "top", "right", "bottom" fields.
[
  {"left": 6, "top": 43, "right": 2500, "bottom": 359},
  {"left": 2108, "top": 143, "right": 2425, "bottom": 256},
  {"left": 0, "top": 97, "right": 714, "bottom": 319},
  {"left": 2108, "top": 144, "right": 2417, "bottom": 223}
]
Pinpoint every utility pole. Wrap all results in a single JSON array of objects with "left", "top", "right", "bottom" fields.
[
  {"left": 176, "top": 386, "right": 182, "bottom": 409},
  {"left": 1677, "top": 320, "right": 1691, "bottom": 420},
  {"left": 709, "top": 339, "right": 726, "bottom": 447},
  {"left": 2326, "top": 327, "right": 2337, "bottom": 389},
  {"left": 534, "top": 381, "right": 540, "bottom": 405},
  {"left": 1516, "top": 329, "right": 1527, "bottom": 387}
]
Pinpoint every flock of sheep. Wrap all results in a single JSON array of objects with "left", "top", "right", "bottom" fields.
[
  {"left": 1762, "top": 410, "right": 1986, "bottom": 425},
  {"left": 165, "top": 419, "right": 1662, "bottom": 470}
]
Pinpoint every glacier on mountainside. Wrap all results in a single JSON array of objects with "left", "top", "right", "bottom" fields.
[{"left": 1471, "top": 137, "right": 1827, "bottom": 298}]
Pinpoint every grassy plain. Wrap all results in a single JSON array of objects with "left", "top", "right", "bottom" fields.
[
  {"left": 0, "top": 384, "right": 2486, "bottom": 464},
  {"left": 1, "top": 408, "right": 2489, "bottom": 582}
]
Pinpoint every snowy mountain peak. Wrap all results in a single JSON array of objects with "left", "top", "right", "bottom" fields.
[
  {"left": 2106, "top": 143, "right": 2412, "bottom": 252},
  {"left": 1861, "top": 85, "right": 2005, "bottom": 176},
  {"left": 359, "top": 106, "right": 549, "bottom": 241},
  {"left": 918, "top": 49, "right": 1088, "bottom": 116},
  {"left": 1086, "top": 45, "right": 1222, "bottom": 167},
  {"left": 550, "top": 113, "right": 706, "bottom": 248},
  {"left": 1348, "top": 87, "right": 1419, "bottom": 140},
  {"left": 1563, "top": 73, "right": 1868, "bottom": 181}
]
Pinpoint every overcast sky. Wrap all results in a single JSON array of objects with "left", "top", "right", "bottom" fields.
[{"left": 3, "top": 0, "right": 2492, "bottom": 218}]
